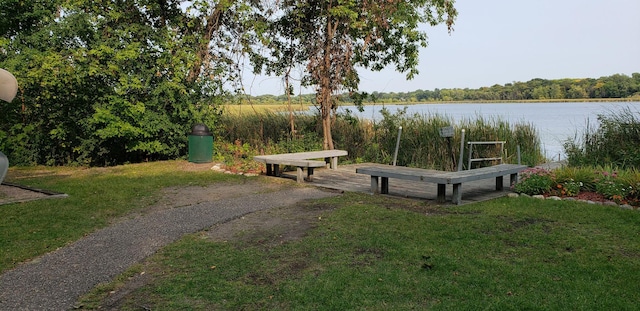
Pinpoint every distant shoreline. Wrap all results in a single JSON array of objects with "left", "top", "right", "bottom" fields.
[
  {"left": 231, "top": 98, "right": 639, "bottom": 107},
  {"left": 363, "top": 98, "right": 640, "bottom": 106}
]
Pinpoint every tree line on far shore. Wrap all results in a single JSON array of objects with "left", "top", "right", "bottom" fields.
[{"left": 247, "top": 73, "right": 640, "bottom": 104}]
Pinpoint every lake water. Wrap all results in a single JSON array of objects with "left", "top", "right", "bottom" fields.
[{"left": 330, "top": 101, "right": 640, "bottom": 160}]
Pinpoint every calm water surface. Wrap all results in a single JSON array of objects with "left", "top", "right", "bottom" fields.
[{"left": 332, "top": 102, "right": 640, "bottom": 160}]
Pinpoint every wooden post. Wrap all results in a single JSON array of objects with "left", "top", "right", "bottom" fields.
[
  {"left": 393, "top": 126, "right": 402, "bottom": 166},
  {"left": 437, "top": 184, "right": 446, "bottom": 203},
  {"left": 458, "top": 129, "right": 465, "bottom": 171},
  {"left": 370, "top": 176, "right": 380, "bottom": 194}
]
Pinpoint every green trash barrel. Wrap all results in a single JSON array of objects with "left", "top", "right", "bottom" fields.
[{"left": 188, "top": 124, "right": 213, "bottom": 163}]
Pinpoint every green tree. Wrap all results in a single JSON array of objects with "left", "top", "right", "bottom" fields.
[
  {"left": 0, "top": 0, "right": 237, "bottom": 165},
  {"left": 567, "top": 85, "right": 588, "bottom": 99},
  {"left": 252, "top": 0, "right": 457, "bottom": 149}
]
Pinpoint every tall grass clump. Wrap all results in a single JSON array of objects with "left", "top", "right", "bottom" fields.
[
  {"left": 216, "top": 107, "right": 545, "bottom": 169},
  {"left": 367, "top": 108, "right": 544, "bottom": 170},
  {"left": 330, "top": 111, "right": 374, "bottom": 162},
  {"left": 216, "top": 111, "right": 368, "bottom": 161},
  {"left": 366, "top": 108, "right": 455, "bottom": 169},
  {"left": 564, "top": 107, "right": 640, "bottom": 169},
  {"left": 459, "top": 115, "right": 545, "bottom": 167},
  {"left": 553, "top": 166, "right": 598, "bottom": 191}
]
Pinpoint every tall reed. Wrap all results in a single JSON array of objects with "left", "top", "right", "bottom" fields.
[
  {"left": 366, "top": 108, "right": 544, "bottom": 170},
  {"left": 217, "top": 111, "right": 321, "bottom": 154},
  {"left": 216, "top": 107, "right": 545, "bottom": 169},
  {"left": 564, "top": 107, "right": 640, "bottom": 169}
]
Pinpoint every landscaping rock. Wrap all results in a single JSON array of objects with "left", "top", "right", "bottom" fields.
[{"left": 508, "top": 189, "right": 638, "bottom": 210}]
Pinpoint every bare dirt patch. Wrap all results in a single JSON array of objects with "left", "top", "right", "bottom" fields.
[
  {"left": 155, "top": 178, "right": 292, "bottom": 208},
  {"left": 142, "top": 177, "right": 338, "bottom": 248},
  {"left": 85, "top": 178, "right": 340, "bottom": 310},
  {"left": 205, "top": 200, "right": 337, "bottom": 247}
]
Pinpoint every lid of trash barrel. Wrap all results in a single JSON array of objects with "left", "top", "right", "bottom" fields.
[{"left": 191, "top": 124, "right": 212, "bottom": 136}]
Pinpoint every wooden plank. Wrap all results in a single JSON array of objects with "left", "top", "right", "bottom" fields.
[
  {"left": 254, "top": 150, "right": 348, "bottom": 173},
  {"left": 356, "top": 163, "right": 528, "bottom": 204},
  {"left": 308, "top": 163, "right": 519, "bottom": 205},
  {"left": 357, "top": 164, "right": 527, "bottom": 185},
  {"left": 255, "top": 158, "right": 326, "bottom": 168},
  {"left": 254, "top": 150, "right": 347, "bottom": 161},
  {"left": 446, "top": 164, "right": 527, "bottom": 183},
  {"left": 356, "top": 166, "right": 450, "bottom": 184}
]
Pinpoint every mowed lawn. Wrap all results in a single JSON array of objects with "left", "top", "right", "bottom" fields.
[
  {"left": 0, "top": 161, "right": 243, "bottom": 273},
  {"left": 73, "top": 181, "right": 640, "bottom": 310}
]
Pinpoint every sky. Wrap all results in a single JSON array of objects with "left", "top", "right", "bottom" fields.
[{"left": 240, "top": 0, "right": 640, "bottom": 96}]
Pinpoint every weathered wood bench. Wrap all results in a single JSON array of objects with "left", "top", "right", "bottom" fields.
[
  {"left": 356, "top": 163, "right": 528, "bottom": 204},
  {"left": 254, "top": 150, "right": 348, "bottom": 182}
]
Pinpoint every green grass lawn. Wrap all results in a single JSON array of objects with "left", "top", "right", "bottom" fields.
[
  {"left": 0, "top": 161, "right": 242, "bottom": 273},
  {"left": 2, "top": 162, "right": 639, "bottom": 310},
  {"left": 82, "top": 192, "right": 640, "bottom": 310}
]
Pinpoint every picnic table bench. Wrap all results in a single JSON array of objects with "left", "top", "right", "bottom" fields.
[
  {"left": 254, "top": 150, "right": 348, "bottom": 182},
  {"left": 356, "top": 163, "right": 528, "bottom": 204}
]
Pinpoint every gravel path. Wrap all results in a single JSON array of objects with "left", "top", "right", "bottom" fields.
[{"left": 0, "top": 186, "right": 339, "bottom": 311}]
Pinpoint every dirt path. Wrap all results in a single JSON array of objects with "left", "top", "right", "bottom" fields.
[{"left": 0, "top": 179, "right": 340, "bottom": 311}]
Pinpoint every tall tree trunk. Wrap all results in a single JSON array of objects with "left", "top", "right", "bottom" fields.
[
  {"left": 321, "top": 96, "right": 333, "bottom": 150},
  {"left": 285, "top": 68, "right": 295, "bottom": 137},
  {"left": 319, "top": 12, "right": 335, "bottom": 150}
]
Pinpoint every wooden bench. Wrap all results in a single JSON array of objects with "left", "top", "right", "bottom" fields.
[
  {"left": 356, "top": 163, "right": 528, "bottom": 204},
  {"left": 254, "top": 150, "right": 348, "bottom": 182}
]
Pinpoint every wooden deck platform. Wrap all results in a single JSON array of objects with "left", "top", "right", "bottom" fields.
[{"left": 272, "top": 163, "right": 522, "bottom": 205}]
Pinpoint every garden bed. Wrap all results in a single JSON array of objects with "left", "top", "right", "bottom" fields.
[{"left": 512, "top": 166, "right": 639, "bottom": 209}]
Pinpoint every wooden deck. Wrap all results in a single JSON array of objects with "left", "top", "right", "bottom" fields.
[{"left": 272, "top": 163, "right": 521, "bottom": 205}]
